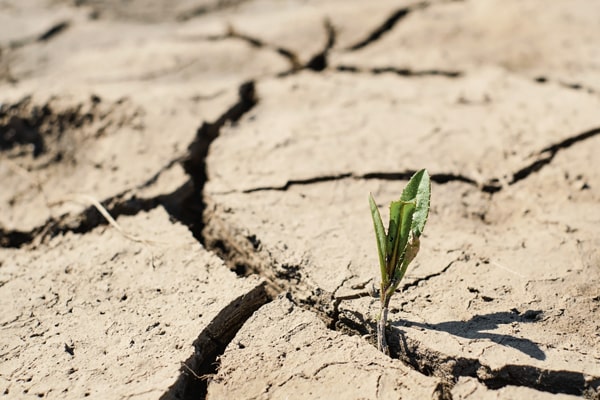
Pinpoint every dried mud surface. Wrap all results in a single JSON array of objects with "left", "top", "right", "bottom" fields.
[{"left": 1, "top": 1, "right": 599, "bottom": 399}]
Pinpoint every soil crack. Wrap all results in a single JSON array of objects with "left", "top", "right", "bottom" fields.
[
  {"left": 344, "top": 2, "right": 429, "bottom": 51},
  {"left": 390, "top": 333, "right": 600, "bottom": 398},
  {"left": 224, "top": 126, "right": 600, "bottom": 196},
  {"left": 0, "top": 191, "right": 162, "bottom": 248},
  {"left": 182, "top": 28, "right": 301, "bottom": 71},
  {"left": 336, "top": 65, "right": 462, "bottom": 78},
  {"left": 240, "top": 170, "right": 491, "bottom": 193},
  {"left": 304, "top": 18, "right": 336, "bottom": 72},
  {"left": 175, "top": 0, "right": 252, "bottom": 22},
  {"left": 180, "top": 18, "right": 336, "bottom": 76},
  {"left": 36, "top": 21, "right": 71, "bottom": 43},
  {"left": 510, "top": 126, "right": 600, "bottom": 185},
  {"left": 534, "top": 76, "right": 599, "bottom": 97},
  {"left": 176, "top": 80, "right": 258, "bottom": 244},
  {"left": 160, "top": 281, "right": 270, "bottom": 400},
  {"left": 1, "top": 154, "right": 186, "bottom": 248},
  {"left": 9, "top": 20, "right": 71, "bottom": 49},
  {"left": 363, "top": 171, "right": 477, "bottom": 186},
  {"left": 0, "top": 227, "right": 33, "bottom": 248},
  {"left": 243, "top": 173, "right": 353, "bottom": 193},
  {"left": 398, "top": 259, "right": 456, "bottom": 292}
]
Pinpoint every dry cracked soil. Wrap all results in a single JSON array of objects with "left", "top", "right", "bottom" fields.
[{"left": 1, "top": 1, "right": 599, "bottom": 399}]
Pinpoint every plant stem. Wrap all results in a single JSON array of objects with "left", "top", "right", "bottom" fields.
[
  {"left": 378, "top": 285, "right": 391, "bottom": 356},
  {"left": 377, "top": 306, "right": 389, "bottom": 355}
]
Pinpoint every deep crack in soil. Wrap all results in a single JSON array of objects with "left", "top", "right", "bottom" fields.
[
  {"left": 178, "top": 80, "right": 258, "bottom": 244},
  {"left": 161, "top": 282, "right": 270, "bottom": 400},
  {"left": 157, "top": 81, "right": 267, "bottom": 400}
]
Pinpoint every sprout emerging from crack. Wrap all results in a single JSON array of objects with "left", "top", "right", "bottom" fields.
[{"left": 369, "top": 169, "right": 431, "bottom": 355}]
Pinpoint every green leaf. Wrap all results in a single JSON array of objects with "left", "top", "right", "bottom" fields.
[
  {"left": 386, "top": 201, "right": 401, "bottom": 260},
  {"left": 392, "top": 234, "right": 420, "bottom": 285},
  {"left": 388, "top": 200, "right": 416, "bottom": 278},
  {"left": 396, "top": 200, "right": 416, "bottom": 266},
  {"left": 369, "top": 194, "right": 388, "bottom": 284},
  {"left": 400, "top": 169, "right": 431, "bottom": 237}
]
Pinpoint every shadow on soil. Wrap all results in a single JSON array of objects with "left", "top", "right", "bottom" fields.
[
  {"left": 395, "top": 310, "right": 546, "bottom": 360},
  {"left": 339, "top": 308, "right": 597, "bottom": 396}
]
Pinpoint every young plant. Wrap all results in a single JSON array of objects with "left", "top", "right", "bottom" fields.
[{"left": 369, "top": 169, "right": 431, "bottom": 355}]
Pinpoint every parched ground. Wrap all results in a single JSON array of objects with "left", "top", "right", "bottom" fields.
[{"left": 0, "top": 1, "right": 599, "bottom": 399}]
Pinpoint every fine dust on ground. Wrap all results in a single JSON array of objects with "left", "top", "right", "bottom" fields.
[{"left": 1, "top": 1, "right": 599, "bottom": 399}]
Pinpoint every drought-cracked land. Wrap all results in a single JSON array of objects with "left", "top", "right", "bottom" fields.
[{"left": 1, "top": 1, "right": 599, "bottom": 399}]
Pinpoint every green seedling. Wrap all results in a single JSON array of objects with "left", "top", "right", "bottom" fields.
[{"left": 369, "top": 169, "right": 431, "bottom": 355}]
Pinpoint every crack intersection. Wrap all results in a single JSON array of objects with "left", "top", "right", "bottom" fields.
[{"left": 183, "top": 28, "right": 301, "bottom": 71}]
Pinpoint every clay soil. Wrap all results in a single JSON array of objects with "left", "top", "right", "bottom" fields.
[{"left": 1, "top": 1, "right": 599, "bottom": 399}]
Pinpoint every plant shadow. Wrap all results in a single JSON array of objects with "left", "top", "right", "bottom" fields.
[{"left": 391, "top": 309, "right": 547, "bottom": 360}]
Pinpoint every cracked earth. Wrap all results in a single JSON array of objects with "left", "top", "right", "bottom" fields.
[{"left": 1, "top": 1, "right": 599, "bottom": 399}]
